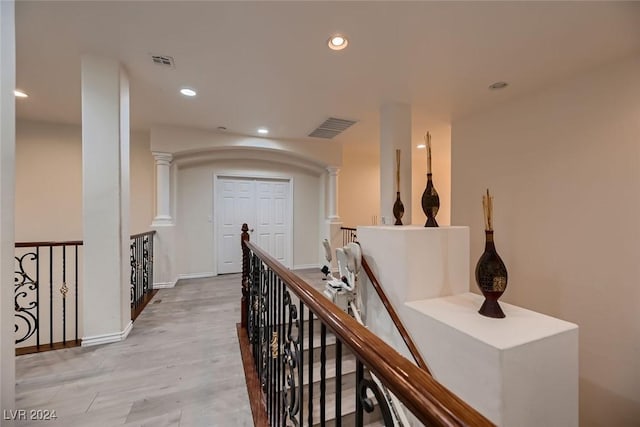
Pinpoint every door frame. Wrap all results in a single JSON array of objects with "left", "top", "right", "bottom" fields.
[{"left": 213, "top": 172, "right": 294, "bottom": 275}]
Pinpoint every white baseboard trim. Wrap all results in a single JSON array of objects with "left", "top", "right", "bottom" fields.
[
  {"left": 153, "top": 281, "right": 176, "bottom": 289},
  {"left": 177, "top": 272, "right": 215, "bottom": 281},
  {"left": 82, "top": 321, "right": 133, "bottom": 347},
  {"left": 293, "top": 264, "right": 321, "bottom": 270}
]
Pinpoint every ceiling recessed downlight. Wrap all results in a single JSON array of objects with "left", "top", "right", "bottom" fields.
[
  {"left": 489, "top": 81, "right": 508, "bottom": 90},
  {"left": 14, "top": 89, "right": 28, "bottom": 98},
  {"left": 328, "top": 34, "right": 348, "bottom": 51},
  {"left": 180, "top": 88, "right": 197, "bottom": 97},
  {"left": 257, "top": 128, "right": 269, "bottom": 135},
  {"left": 417, "top": 144, "right": 426, "bottom": 149}
]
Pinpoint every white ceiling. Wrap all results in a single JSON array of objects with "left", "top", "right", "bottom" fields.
[{"left": 15, "top": 1, "right": 640, "bottom": 145}]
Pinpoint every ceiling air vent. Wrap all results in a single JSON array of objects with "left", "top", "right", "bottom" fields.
[
  {"left": 308, "top": 117, "right": 357, "bottom": 139},
  {"left": 151, "top": 54, "right": 175, "bottom": 67}
]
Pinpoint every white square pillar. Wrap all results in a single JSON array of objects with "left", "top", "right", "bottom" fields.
[
  {"left": 0, "top": 0, "right": 16, "bottom": 414},
  {"left": 81, "top": 55, "right": 132, "bottom": 346}
]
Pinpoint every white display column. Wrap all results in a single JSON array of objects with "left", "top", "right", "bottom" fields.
[
  {"left": 0, "top": 0, "right": 16, "bottom": 415},
  {"left": 81, "top": 55, "right": 132, "bottom": 346},
  {"left": 380, "top": 103, "right": 412, "bottom": 225},
  {"left": 152, "top": 152, "right": 173, "bottom": 225}
]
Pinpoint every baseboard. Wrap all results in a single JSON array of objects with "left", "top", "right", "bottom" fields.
[
  {"left": 293, "top": 264, "right": 320, "bottom": 270},
  {"left": 82, "top": 321, "right": 133, "bottom": 347},
  {"left": 153, "top": 281, "right": 176, "bottom": 289},
  {"left": 177, "top": 272, "right": 215, "bottom": 280}
]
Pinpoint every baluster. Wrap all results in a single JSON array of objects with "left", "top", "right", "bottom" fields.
[
  {"left": 277, "top": 273, "right": 282, "bottom": 426},
  {"left": 336, "top": 340, "right": 342, "bottom": 427},
  {"left": 298, "top": 300, "right": 304, "bottom": 425},
  {"left": 308, "top": 307, "right": 314, "bottom": 427},
  {"left": 36, "top": 246, "right": 40, "bottom": 348},
  {"left": 75, "top": 245, "right": 78, "bottom": 343},
  {"left": 320, "top": 323, "right": 326, "bottom": 426},
  {"left": 269, "top": 269, "right": 273, "bottom": 425},
  {"left": 49, "top": 246, "right": 53, "bottom": 347},
  {"left": 355, "top": 360, "right": 364, "bottom": 427},
  {"left": 62, "top": 245, "right": 67, "bottom": 345}
]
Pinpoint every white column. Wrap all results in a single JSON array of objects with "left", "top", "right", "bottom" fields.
[
  {"left": 81, "top": 55, "right": 132, "bottom": 346},
  {"left": 0, "top": 0, "right": 16, "bottom": 415},
  {"left": 327, "top": 166, "right": 340, "bottom": 222},
  {"left": 380, "top": 103, "right": 412, "bottom": 225},
  {"left": 152, "top": 152, "right": 173, "bottom": 225}
]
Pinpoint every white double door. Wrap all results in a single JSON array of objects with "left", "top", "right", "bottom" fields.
[{"left": 216, "top": 176, "right": 292, "bottom": 274}]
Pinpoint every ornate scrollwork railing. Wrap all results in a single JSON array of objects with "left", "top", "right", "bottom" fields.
[
  {"left": 241, "top": 230, "right": 495, "bottom": 427},
  {"left": 14, "top": 241, "right": 83, "bottom": 354},
  {"left": 130, "top": 230, "right": 156, "bottom": 321}
]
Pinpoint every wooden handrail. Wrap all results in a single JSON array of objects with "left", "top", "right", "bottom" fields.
[
  {"left": 15, "top": 231, "right": 156, "bottom": 248},
  {"left": 361, "top": 256, "right": 431, "bottom": 374},
  {"left": 130, "top": 230, "right": 157, "bottom": 239},
  {"left": 245, "top": 240, "right": 494, "bottom": 427},
  {"left": 15, "top": 240, "right": 83, "bottom": 248}
]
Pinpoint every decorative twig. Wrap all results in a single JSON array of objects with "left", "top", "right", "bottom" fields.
[
  {"left": 395, "top": 149, "right": 401, "bottom": 192},
  {"left": 482, "top": 189, "right": 493, "bottom": 231},
  {"left": 424, "top": 132, "right": 432, "bottom": 174}
]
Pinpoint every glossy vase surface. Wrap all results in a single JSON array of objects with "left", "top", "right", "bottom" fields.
[
  {"left": 475, "top": 230, "right": 508, "bottom": 318},
  {"left": 421, "top": 173, "right": 440, "bottom": 227},
  {"left": 393, "top": 192, "right": 405, "bottom": 225}
]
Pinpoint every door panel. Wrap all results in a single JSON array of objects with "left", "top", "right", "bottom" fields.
[{"left": 216, "top": 177, "right": 291, "bottom": 274}]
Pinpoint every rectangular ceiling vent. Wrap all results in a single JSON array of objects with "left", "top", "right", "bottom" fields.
[
  {"left": 308, "top": 117, "right": 357, "bottom": 139},
  {"left": 151, "top": 54, "right": 175, "bottom": 67}
]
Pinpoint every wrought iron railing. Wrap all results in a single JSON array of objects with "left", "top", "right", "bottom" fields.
[
  {"left": 341, "top": 226, "right": 357, "bottom": 245},
  {"left": 240, "top": 230, "right": 494, "bottom": 427},
  {"left": 14, "top": 241, "right": 83, "bottom": 355},
  {"left": 14, "top": 230, "right": 157, "bottom": 355},
  {"left": 130, "top": 230, "right": 156, "bottom": 321}
]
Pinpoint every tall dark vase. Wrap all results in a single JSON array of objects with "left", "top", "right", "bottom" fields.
[
  {"left": 421, "top": 173, "right": 440, "bottom": 227},
  {"left": 475, "top": 230, "right": 508, "bottom": 318},
  {"left": 393, "top": 192, "right": 404, "bottom": 225}
]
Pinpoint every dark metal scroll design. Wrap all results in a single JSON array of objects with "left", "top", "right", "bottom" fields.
[
  {"left": 14, "top": 252, "right": 38, "bottom": 344},
  {"left": 358, "top": 376, "right": 395, "bottom": 427},
  {"left": 130, "top": 238, "right": 137, "bottom": 305},
  {"left": 281, "top": 290, "right": 300, "bottom": 426},
  {"left": 142, "top": 235, "right": 150, "bottom": 295}
]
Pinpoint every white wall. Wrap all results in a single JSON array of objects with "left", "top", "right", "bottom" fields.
[
  {"left": 15, "top": 120, "right": 154, "bottom": 242},
  {"left": 0, "top": 0, "right": 16, "bottom": 415},
  {"left": 451, "top": 56, "right": 640, "bottom": 426},
  {"left": 175, "top": 159, "right": 323, "bottom": 276},
  {"left": 340, "top": 142, "right": 380, "bottom": 227}
]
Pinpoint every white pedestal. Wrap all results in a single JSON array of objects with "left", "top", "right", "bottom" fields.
[
  {"left": 357, "top": 225, "right": 470, "bottom": 303},
  {"left": 405, "top": 294, "right": 578, "bottom": 427},
  {"left": 357, "top": 226, "right": 579, "bottom": 426}
]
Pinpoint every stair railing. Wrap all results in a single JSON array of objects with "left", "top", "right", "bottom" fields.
[
  {"left": 240, "top": 229, "right": 494, "bottom": 427},
  {"left": 14, "top": 230, "right": 157, "bottom": 355}
]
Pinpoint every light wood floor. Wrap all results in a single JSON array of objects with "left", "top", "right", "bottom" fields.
[{"left": 15, "top": 274, "right": 253, "bottom": 427}]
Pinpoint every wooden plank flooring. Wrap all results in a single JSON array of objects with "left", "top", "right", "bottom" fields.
[{"left": 15, "top": 274, "right": 253, "bottom": 427}]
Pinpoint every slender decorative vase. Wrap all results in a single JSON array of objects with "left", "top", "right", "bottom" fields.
[
  {"left": 421, "top": 132, "right": 439, "bottom": 227},
  {"left": 393, "top": 149, "right": 404, "bottom": 225},
  {"left": 475, "top": 189, "right": 508, "bottom": 318}
]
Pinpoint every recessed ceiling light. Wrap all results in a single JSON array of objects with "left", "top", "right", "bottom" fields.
[
  {"left": 417, "top": 144, "right": 426, "bottom": 149},
  {"left": 489, "top": 81, "right": 508, "bottom": 90},
  {"left": 180, "top": 88, "right": 197, "bottom": 97},
  {"left": 14, "top": 89, "right": 28, "bottom": 98},
  {"left": 257, "top": 128, "right": 269, "bottom": 135},
  {"left": 328, "top": 34, "right": 348, "bottom": 51}
]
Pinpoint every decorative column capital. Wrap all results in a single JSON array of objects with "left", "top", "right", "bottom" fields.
[
  {"left": 327, "top": 166, "right": 340, "bottom": 177},
  {"left": 152, "top": 152, "right": 173, "bottom": 166}
]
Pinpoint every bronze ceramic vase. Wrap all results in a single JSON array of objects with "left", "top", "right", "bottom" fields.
[
  {"left": 475, "top": 230, "right": 508, "bottom": 318},
  {"left": 421, "top": 174, "right": 439, "bottom": 227},
  {"left": 475, "top": 189, "right": 507, "bottom": 318},
  {"left": 393, "top": 149, "right": 404, "bottom": 225},
  {"left": 393, "top": 192, "right": 405, "bottom": 225}
]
